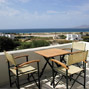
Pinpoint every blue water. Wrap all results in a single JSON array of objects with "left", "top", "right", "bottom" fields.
[{"left": 0, "top": 28, "right": 89, "bottom": 33}]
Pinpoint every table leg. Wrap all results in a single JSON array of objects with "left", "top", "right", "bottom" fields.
[
  {"left": 40, "top": 57, "right": 54, "bottom": 78},
  {"left": 40, "top": 55, "right": 66, "bottom": 78},
  {"left": 40, "top": 62, "right": 48, "bottom": 78}
]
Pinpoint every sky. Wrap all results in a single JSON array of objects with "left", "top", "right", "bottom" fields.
[{"left": 0, "top": 0, "right": 89, "bottom": 29}]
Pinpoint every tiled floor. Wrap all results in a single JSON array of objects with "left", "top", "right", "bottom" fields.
[
  {"left": 1, "top": 68, "right": 89, "bottom": 89},
  {"left": 20, "top": 68, "right": 89, "bottom": 89}
]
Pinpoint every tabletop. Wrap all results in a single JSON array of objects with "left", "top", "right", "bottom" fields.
[{"left": 35, "top": 48, "right": 71, "bottom": 58}]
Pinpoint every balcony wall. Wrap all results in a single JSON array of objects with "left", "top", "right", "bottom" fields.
[{"left": 0, "top": 42, "right": 89, "bottom": 87}]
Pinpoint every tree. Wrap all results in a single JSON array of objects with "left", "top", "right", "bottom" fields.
[{"left": 0, "top": 36, "right": 19, "bottom": 52}]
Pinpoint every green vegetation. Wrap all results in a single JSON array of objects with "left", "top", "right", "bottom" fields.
[
  {"left": 15, "top": 36, "right": 31, "bottom": 39},
  {"left": 30, "top": 36, "right": 53, "bottom": 40},
  {"left": 49, "top": 39, "right": 72, "bottom": 44},
  {"left": 18, "top": 40, "right": 50, "bottom": 49},
  {"left": 0, "top": 35, "right": 71, "bottom": 52},
  {"left": 0, "top": 36, "right": 20, "bottom": 52},
  {"left": 29, "top": 40, "right": 50, "bottom": 48},
  {"left": 17, "top": 42, "right": 30, "bottom": 49},
  {"left": 59, "top": 35, "right": 66, "bottom": 39},
  {"left": 0, "top": 36, "right": 50, "bottom": 52},
  {"left": 57, "top": 40, "right": 72, "bottom": 44},
  {"left": 82, "top": 36, "right": 89, "bottom": 42}
]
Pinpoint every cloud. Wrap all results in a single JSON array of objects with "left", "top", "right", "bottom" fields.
[
  {"left": 47, "top": 10, "right": 66, "bottom": 14},
  {"left": 0, "top": 0, "right": 7, "bottom": 4},
  {"left": 80, "top": 3, "right": 89, "bottom": 12},
  {"left": 6, "top": 7, "right": 20, "bottom": 16},
  {"left": 68, "top": 2, "right": 89, "bottom": 14},
  {"left": 0, "top": 4, "right": 21, "bottom": 16},
  {"left": 47, "top": 10, "right": 60, "bottom": 14},
  {"left": 0, "top": 0, "right": 89, "bottom": 29}
]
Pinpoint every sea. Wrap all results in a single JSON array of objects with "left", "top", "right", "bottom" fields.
[{"left": 0, "top": 28, "right": 89, "bottom": 33}]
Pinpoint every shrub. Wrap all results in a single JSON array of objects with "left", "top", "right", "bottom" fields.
[
  {"left": 57, "top": 40, "right": 71, "bottom": 44},
  {"left": 0, "top": 36, "right": 19, "bottom": 52},
  {"left": 50, "top": 39, "right": 72, "bottom": 44},
  {"left": 14, "top": 41, "right": 21, "bottom": 47},
  {"left": 17, "top": 40, "right": 50, "bottom": 49},
  {"left": 30, "top": 36, "right": 53, "bottom": 40},
  {"left": 18, "top": 42, "right": 30, "bottom": 49},
  {"left": 29, "top": 40, "right": 50, "bottom": 48},
  {"left": 59, "top": 35, "right": 66, "bottom": 39},
  {"left": 82, "top": 36, "right": 89, "bottom": 42}
]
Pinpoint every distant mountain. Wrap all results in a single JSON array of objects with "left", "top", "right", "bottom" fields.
[{"left": 75, "top": 25, "right": 89, "bottom": 28}]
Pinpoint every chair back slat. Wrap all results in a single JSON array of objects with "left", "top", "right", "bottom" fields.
[
  {"left": 72, "top": 42, "right": 86, "bottom": 51},
  {"left": 67, "top": 51, "right": 88, "bottom": 66},
  {"left": 4, "top": 51, "right": 16, "bottom": 66}
]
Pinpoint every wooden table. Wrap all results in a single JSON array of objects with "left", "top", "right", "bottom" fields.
[{"left": 35, "top": 48, "right": 71, "bottom": 77}]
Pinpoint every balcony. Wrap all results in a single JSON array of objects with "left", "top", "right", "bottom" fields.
[{"left": 0, "top": 42, "right": 89, "bottom": 89}]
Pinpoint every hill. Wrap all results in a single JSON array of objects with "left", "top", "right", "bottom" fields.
[{"left": 75, "top": 25, "right": 89, "bottom": 28}]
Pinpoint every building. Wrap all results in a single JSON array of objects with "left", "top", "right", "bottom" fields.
[
  {"left": 0, "top": 33, "right": 15, "bottom": 39},
  {"left": 66, "top": 34, "right": 82, "bottom": 40}
]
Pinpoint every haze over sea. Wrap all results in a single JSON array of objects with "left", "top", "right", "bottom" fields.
[{"left": 0, "top": 28, "right": 89, "bottom": 33}]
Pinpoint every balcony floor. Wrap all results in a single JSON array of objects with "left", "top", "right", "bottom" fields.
[{"left": 2, "top": 68, "right": 89, "bottom": 89}]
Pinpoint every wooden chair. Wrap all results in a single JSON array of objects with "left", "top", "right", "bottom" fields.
[
  {"left": 72, "top": 42, "right": 86, "bottom": 51},
  {"left": 63, "top": 42, "right": 86, "bottom": 66},
  {"left": 4, "top": 51, "right": 40, "bottom": 89},
  {"left": 51, "top": 51, "right": 88, "bottom": 89},
  {"left": 63, "top": 42, "right": 86, "bottom": 52}
]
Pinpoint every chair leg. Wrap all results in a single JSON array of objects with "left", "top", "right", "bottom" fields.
[
  {"left": 8, "top": 71, "right": 12, "bottom": 87},
  {"left": 66, "top": 70, "right": 68, "bottom": 89},
  {"left": 26, "top": 56, "right": 30, "bottom": 81},
  {"left": 38, "top": 73, "right": 40, "bottom": 89},
  {"left": 27, "top": 74, "right": 30, "bottom": 81},
  {"left": 16, "top": 69, "right": 20, "bottom": 89},
  {"left": 16, "top": 75, "right": 20, "bottom": 89},
  {"left": 37, "top": 62, "right": 41, "bottom": 89},
  {"left": 84, "top": 63, "right": 86, "bottom": 89},
  {"left": 8, "top": 62, "right": 12, "bottom": 87},
  {"left": 52, "top": 61, "right": 55, "bottom": 88},
  {"left": 51, "top": 72, "right": 57, "bottom": 86},
  {"left": 53, "top": 70, "right": 55, "bottom": 88}
]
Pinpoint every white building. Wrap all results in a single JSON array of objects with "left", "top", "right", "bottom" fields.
[
  {"left": 66, "top": 34, "right": 82, "bottom": 40},
  {"left": 0, "top": 33, "right": 15, "bottom": 39}
]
